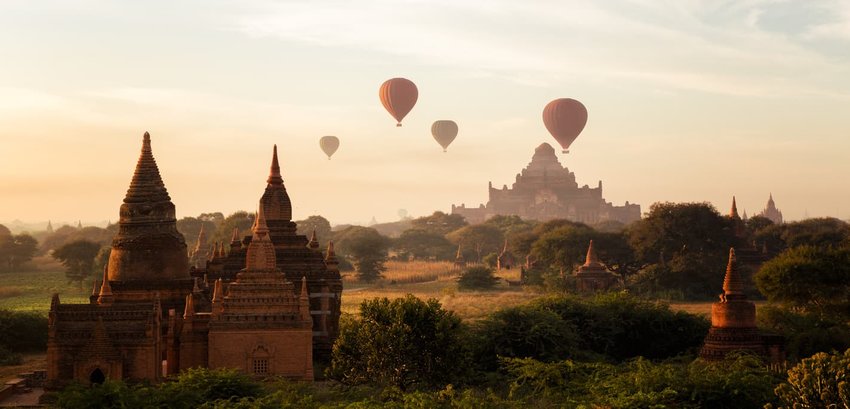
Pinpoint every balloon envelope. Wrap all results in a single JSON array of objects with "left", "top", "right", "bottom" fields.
[
  {"left": 379, "top": 78, "right": 418, "bottom": 127},
  {"left": 319, "top": 136, "right": 339, "bottom": 159},
  {"left": 431, "top": 120, "right": 458, "bottom": 152},
  {"left": 542, "top": 98, "right": 587, "bottom": 153}
]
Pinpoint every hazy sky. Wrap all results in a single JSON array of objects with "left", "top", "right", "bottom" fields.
[{"left": 2, "top": 0, "right": 850, "bottom": 227}]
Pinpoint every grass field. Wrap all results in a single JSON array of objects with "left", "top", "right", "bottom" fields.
[{"left": 0, "top": 270, "right": 92, "bottom": 312}]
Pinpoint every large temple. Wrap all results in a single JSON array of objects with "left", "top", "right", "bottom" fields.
[
  {"left": 46, "top": 133, "right": 341, "bottom": 388},
  {"left": 451, "top": 143, "right": 640, "bottom": 225},
  {"left": 757, "top": 194, "right": 783, "bottom": 224}
]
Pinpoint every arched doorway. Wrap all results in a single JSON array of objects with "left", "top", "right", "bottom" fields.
[{"left": 89, "top": 368, "right": 106, "bottom": 385}]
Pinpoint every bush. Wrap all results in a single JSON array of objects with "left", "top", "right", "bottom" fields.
[
  {"left": 328, "top": 295, "right": 468, "bottom": 390},
  {"left": 470, "top": 293, "right": 709, "bottom": 369},
  {"left": 0, "top": 309, "right": 47, "bottom": 352},
  {"left": 0, "top": 345, "right": 22, "bottom": 366},
  {"left": 771, "top": 349, "right": 850, "bottom": 409},
  {"left": 758, "top": 305, "right": 850, "bottom": 362},
  {"left": 457, "top": 266, "right": 500, "bottom": 290}
]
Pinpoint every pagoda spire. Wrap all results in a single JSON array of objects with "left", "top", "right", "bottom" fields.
[
  {"left": 211, "top": 278, "right": 223, "bottom": 317},
  {"left": 307, "top": 229, "right": 319, "bottom": 250},
  {"left": 97, "top": 265, "right": 113, "bottom": 305},
  {"left": 730, "top": 196, "right": 740, "bottom": 219},
  {"left": 245, "top": 203, "right": 276, "bottom": 271},
  {"left": 583, "top": 240, "right": 602, "bottom": 267},
  {"left": 183, "top": 294, "right": 195, "bottom": 320},
  {"left": 123, "top": 131, "right": 171, "bottom": 205},
  {"left": 722, "top": 248, "right": 745, "bottom": 299},
  {"left": 325, "top": 240, "right": 339, "bottom": 273},
  {"left": 268, "top": 144, "right": 283, "bottom": 185}
]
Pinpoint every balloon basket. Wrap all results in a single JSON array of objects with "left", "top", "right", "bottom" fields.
[
  {"left": 562, "top": 150, "right": 569, "bottom": 154},
  {"left": 396, "top": 123, "right": 402, "bottom": 127}
]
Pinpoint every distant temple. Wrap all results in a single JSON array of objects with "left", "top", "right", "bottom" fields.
[
  {"left": 46, "top": 133, "right": 340, "bottom": 388},
  {"left": 757, "top": 194, "right": 783, "bottom": 224},
  {"left": 699, "top": 248, "right": 783, "bottom": 363},
  {"left": 451, "top": 143, "right": 640, "bottom": 225},
  {"left": 574, "top": 240, "right": 619, "bottom": 292}
]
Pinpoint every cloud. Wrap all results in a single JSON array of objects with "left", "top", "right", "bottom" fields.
[{"left": 228, "top": 0, "right": 850, "bottom": 97}]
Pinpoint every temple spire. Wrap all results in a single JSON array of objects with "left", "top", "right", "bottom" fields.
[
  {"left": 183, "top": 294, "right": 195, "bottom": 320},
  {"left": 325, "top": 240, "right": 339, "bottom": 273},
  {"left": 584, "top": 240, "right": 601, "bottom": 267},
  {"left": 722, "top": 248, "right": 744, "bottom": 298},
  {"left": 300, "top": 276, "right": 311, "bottom": 322},
  {"left": 307, "top": 229, "right": 319, "bottom": 250},
  {"left": 730, "top": 196, "right": 740, "bottom": 219},
  {"left": 245, "top": 203, "right": 276, "bottom": 271},
  {"left": 97, "top": 265, "right": 113, "bottom": 305},
  {"left": 123, "top": 131, "right": 171, "bottom": 205},
  {"left": 268, "top": 144, "right": 283, "bottom": 185}
]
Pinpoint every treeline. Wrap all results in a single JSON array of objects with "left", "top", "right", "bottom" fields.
[{"left": 50, "top": 293, "right": 850, "bottom": 408}]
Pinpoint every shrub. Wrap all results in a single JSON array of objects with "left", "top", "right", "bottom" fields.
[
  {"left": 328, "top": 295, "right": 468, "bottom": 390},
  {"left": 758, "top": 305, "right": 850, "bottom": 361},
  {"left": 771, "top": 349, "right": 850, "bottom": 409},
  {"left": 0, "top": 309, "right": 48, "bottom": 352},
  {"left": 457, "top": 266, "right": 500, "bottom": 290},
  {"left": 0, "top": 345, "right": 22, "bottom": 366}
]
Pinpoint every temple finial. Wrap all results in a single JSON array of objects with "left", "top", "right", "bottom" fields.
[
  {"left": 183, "top": 294, "right": 195, "bottom": 319},
  {"left": 722, "top": 248, "right": 744, "bottom": 298},
  {"left": 267, "top": 144, "right": 283, "bottom": 185},
  {"left": 308, "top": 229, "right": 319, "bottom": 250},
  {"left": 730, "top": 196, "right": 739, "bottom": 219},
  {"left": 97, "top": 265, "right": 113, "bottom": 305},
  {"left": 584, "top": 240, "right": 599, "bottom": 266}
]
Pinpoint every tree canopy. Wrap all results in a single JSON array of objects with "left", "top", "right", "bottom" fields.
[{"left": 53, "top": 239, "right": 101, "bottom": 289}]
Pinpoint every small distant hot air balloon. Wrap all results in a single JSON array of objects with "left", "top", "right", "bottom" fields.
[
  {"left": 542, "top": 98, "right": 588, "bottom": 153},
  {"left": 319, "top": 136, "right": 339, "bottom": 160},
  {"left": 431, "top": 120, "right": 458, "bottom": 152},
  {"left": 379, "top": 78, "right": 418, "bottom": 127}
]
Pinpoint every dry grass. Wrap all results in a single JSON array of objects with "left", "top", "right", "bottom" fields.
[
  {"left": 668, "top": 300, "right": 766, "bottom": 318},
  {"left": 342, "top": 263, "right": 544, "bottom": 321}
]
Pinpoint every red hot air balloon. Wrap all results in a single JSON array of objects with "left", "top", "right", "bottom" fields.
[
  {"left": 542, "top": 98, "right": 588, "bottom": 153},
  {"left": 379, "top": 78, "right": 418, "bottom": 127},
  {"left": 319, "top": 136, "right": 339, "bottom": 160}
]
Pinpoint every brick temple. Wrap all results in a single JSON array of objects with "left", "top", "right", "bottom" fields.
[
  {"left": 46, "top": 133, "right": 341, "bottom": 388},
  {"left": 451, "top": 143, "right": 640, "bottom": 225}
]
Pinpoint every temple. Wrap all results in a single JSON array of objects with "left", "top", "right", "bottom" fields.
[
  {"left": 46, "top": 133, "right": 338, "bottom": 388},
  {"left": 757, "top": 194, "right": 783, "bottom": 224},
  {"left": 451, "top": 143, "right": 640, "bottom": 225},
  {"left": 574, "top": 240, "right": 619, "bottom": 292},
  {"left": 699, "top": 248, "right": 783, "bottom": 363}
]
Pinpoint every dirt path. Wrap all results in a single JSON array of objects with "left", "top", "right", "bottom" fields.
[{"left": 0, "top": 353, "right": 45, "bottom": 384}]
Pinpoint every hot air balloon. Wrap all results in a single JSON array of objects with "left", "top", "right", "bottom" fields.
[
  {"left": 431, "top": 120, "right": 458, "bottom": 152},
  {"left": 319, "top": 136, "right": 339, "bottom": 160},
  {"left": 542, "top": 98, "right": 588, "bottom": 153},
  {"left": 379, "top": 78, "right": 418, "bottom": 127}
]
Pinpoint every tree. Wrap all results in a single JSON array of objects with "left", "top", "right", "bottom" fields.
[
  {"left": 334, "top": 226, "right": 390, "bottom": 282},
  {"left": 755, "top": 246, "right": 850, "bottom": 315},
  {"left": 755, "top": 217, "right": 850, "bottom": 254},
  {"left": 411, "top": 211, "right": 467, "bottom": 235},
  {"left": 0, "top": 234, "right": 38, "bottom": 272},
  {"left": 0, "top": 224, "right": 10, "bottom": 237},
  {"left": 446, "top": 224, "right": 503, "bottom": 262},
  {"left": 392, "top": 228, "right": 454, "bottom": 261},
  {"left": 53, "top": 240, "right": 101, "bottom": 289},
  {"left": 771, "top": 349, "right": 850, "bottom": 409},
  {"left": 295, "top": 215, "right": 332, "bottom": 245},
  {"left": 176, "top": 216, "right": 219, "bottom": 249},
  {"left": 211, "top": 211, "right": 254, "bottom": 245},
  {"left": 628, "top": 202, "right": 733, "bottom": 264},
  {"left": 328, "top": 295, "right": 467, "bottom": 389},
  {"left": 458, "top": 266, "right": 501, "bottom": 290}
]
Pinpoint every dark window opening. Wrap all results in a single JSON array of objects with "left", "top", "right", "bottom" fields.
[{"left": 89, "top": 368, "right": 106, "bottom": 385}]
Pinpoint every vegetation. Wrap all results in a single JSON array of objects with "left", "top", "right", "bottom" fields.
[
  {"left": 295, "top": 215, "right": 333, "bottom": 245},
  {"left": 0, "top": 309, "right": 47, "bottom": 366},
  {"left": 328, "top": 295, "right": 467, "bottom": 389},
  {"left": 0, "top": 232, "right": 38, "bottom": 272},
  {"left": 457, "top": 265, "right": 500, "bottom": 290},
  {"left": 52, "top": 239, "right": 101, "bottom": 290},
  {"left": 334, "top": 226, "right": 390, "bottom": 282}
]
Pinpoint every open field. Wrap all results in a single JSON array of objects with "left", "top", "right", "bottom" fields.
[{"left": 0, "top": 270, "right": 92, "bottom": 312}]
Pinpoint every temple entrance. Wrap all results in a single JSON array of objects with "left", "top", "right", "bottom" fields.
[{"left": 89, "top": 368, "right": 105, "bottom": 385}]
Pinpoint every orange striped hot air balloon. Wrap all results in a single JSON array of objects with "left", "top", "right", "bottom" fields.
[
  {"left": 319, "top": 136, "right": 339, "bottom": 160},
  {"left": 542, "top": 98, "right": 588, "bottom": 153},
  {"left": 379, "top": 78, "right": 418, "bottom": 127},
  {"left": 431, "top": 120, "right": 458, "bottom": 152}
]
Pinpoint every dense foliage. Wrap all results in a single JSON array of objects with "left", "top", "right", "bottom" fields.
[
  {"left": 333, "top": 226, "right": 390, "bottom": 282},
  {"left": 770, "top": 349, "right": 850, "bottom": 409},
  {"left": 52, "top": 239, "right": 101, "bottom": 289},
  {"left": 0, "top": 232, "right": 38, "bottom": 272},
  {"left": 755, "top": 245, "right": 850, "bottom": 315},
  {"left": 0, "top": 309, "right": 47, "bottom": 365},
  {"left": 328, "top": 295, "right": 468, "bottom": 389},
  {"left": 457, "top": 266, "right": 501, "bottom": 290},
  {"left": 470, "top": 293, "right": 710, "bottom": 370}
]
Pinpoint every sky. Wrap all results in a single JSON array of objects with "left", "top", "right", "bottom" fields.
[{"left": 2, "top": 0, "right": 850, "bottom": 227}]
